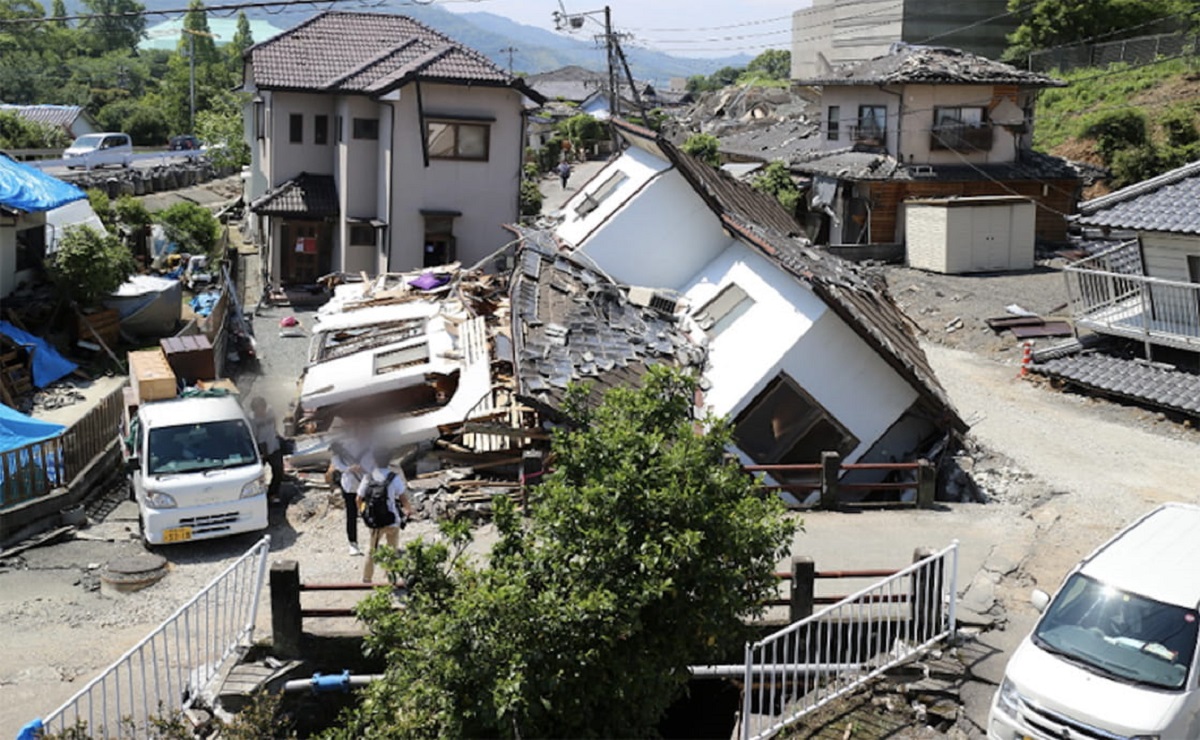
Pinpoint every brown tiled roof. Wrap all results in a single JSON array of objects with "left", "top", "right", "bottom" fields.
[
  {"left": 250, "top": 172, "right": 339, "bottom": 217},
  {"left": 612, "top": 118, "right": 804, "bottom": 237},
  {"left": 722, "top": 217, "right": 966, "bottom": 433},
  {"left": 246, "top": 11, "right": 544, "bottom": 102},
  {"left": 795, "top": 44, "right": 1064, "bottom": 88}
]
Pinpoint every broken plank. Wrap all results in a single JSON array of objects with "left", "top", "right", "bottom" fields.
[{"left": 461, "top": 422, "right": 550, "bottom": 441}]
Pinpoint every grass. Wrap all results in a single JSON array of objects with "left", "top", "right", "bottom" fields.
[{"left": 1034, "top": 56, "right": 1200, "bottom": 150}]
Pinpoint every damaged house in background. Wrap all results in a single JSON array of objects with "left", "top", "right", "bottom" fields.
[{"left": 548, "top": 118, "right": 966, "bottom": 502}]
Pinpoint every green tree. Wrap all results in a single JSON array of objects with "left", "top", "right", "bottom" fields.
[
  {"left": 230, "top": 10, "right": 252, "bottom": 58},
  {"left": 334, "top": 366, "right": 794, "bottom": 739},
  {"left": 1004, "top": 0, "right": 1184, "bottom": 62},
  {"left": 49, "top": 0, "right": 64, "bottom": 21},
  {"left": 519, "top": 162, "right": 543, "bottom": 217},
  {"left": 745, "top": 48, "right": 791, "bottom": 81},
  {"left": 195, "top": 98, "right": 249, "bottom": 168},
  {"left": 180, "top": 0, "right": 218, "bottom": 66},
  {"left": 681, "top": 132, "right": 721, "bottom": 167},
  {"left": 113, "top": 194, "right": 152, "bottom": 230},
  {"left": 81, "top": 0, "right": 147, "bottom": 54},
  {"left": 1079, "top": 108, "right": 1148, "bottom": 161},
  {"left": 49, "top": 225, "right": 135, "bottom": 306},
  {"left": 556, "top": 112, "right": 603, "bottom": 156},
  {"left": 96, "top": 98, "right": 171, "bottom": 145},
  {"left": 0, "top": 109, "right": 71, "bottom": 148},
  {"left": 752, "top": 161, "right": 801, "bottom": 214},
  {"left": 156, "top": 202, "right": 221, "bottom": 257},
  {"left": 709, "top": 65, "right": 744, "bottom": 88}
]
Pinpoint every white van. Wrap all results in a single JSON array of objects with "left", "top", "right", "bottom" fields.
[
  {"left": 63, "top": 132, "right": 133, "bottom": 169},
  {"left": 126, "top": 395, "right": 268, "bottom": 546},
  {"left": 989, "top": 503, "right": 1200, "bottom": 739}
]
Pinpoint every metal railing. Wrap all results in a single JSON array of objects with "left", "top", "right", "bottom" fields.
[
  {"left": 38, "top": 536, "right": 272, "bottom": 738},
  {"left": 739, "top": 542, "right": 958, "bottom": 740},
  {"left": 0, "top": 385, "right": 124, "bottom": 511},
  {"left": 1064, "top": 240, "right": 1200, "bottom": 350}
]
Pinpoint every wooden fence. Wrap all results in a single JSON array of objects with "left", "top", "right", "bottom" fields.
[
  {"left": 747, "top": 451, "right": 936, "bottom": 510},
  {"left": 0, "top": 386, "right": 125, "bottom": 511}
]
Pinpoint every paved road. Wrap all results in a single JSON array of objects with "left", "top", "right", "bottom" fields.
[
  {"left": 32, "top": 152, "right": 205, "bottom": 178},
  {"left": 538, "top": 159, "right": 610, "bottom": 215}
]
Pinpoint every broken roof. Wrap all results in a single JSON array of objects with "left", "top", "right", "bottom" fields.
[
  {"left": 250, "top": 172, "right": 339, "bottom": 217},
  {"left": 795, "top": 44, "right": 1065, "bottom": 88},
  {"left": 716, "top": 118, "right": 820, "bottom": 163},
  {"left": 509, "top": 227, "right": 704, "bottom": 407},
  {"left": 787, "top": 147, "right": 1089, "bottom": 183},
  {"left": 1075, "top": 159, "right": 1200, "bottom": 234},
  {"left": 722, "top": 216, "right": 966, "bottom": 433},
  {"left": 612, "top": 118, "right": 805, "bottom": 236},
  {"left": 246, "top": 11, "right": 544, "bottom": 102}
]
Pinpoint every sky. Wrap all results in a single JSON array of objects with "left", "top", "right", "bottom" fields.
[{"left": 446, "top": 0, "right": 809, "bottom": 58}]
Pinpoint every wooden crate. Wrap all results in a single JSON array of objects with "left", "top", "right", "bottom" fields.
[
  {"left": 160, "top": 334, "right": 216, "bottom": 383},
  {"left": 128, "top": 349, "right": 177, "bottom": 403},
  {"left": 77, "top": 308, "right": 121, "bottom": 348}
]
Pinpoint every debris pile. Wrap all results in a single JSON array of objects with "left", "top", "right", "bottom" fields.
[{"left": 666, "top": 84, "right": 816, "bottom": 142}]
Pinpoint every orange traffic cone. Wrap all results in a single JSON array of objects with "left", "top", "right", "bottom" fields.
[{"left": 1018, "top": 341, "right": 1033, "bottom": 378}]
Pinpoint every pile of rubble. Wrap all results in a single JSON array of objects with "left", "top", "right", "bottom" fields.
[{"left": 665, "top": 84, "right": 816, "bottom": 140}]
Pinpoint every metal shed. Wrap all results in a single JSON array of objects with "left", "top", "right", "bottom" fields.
[{"left": 904, "top": 195, "right": 1036, "bottom": 274}]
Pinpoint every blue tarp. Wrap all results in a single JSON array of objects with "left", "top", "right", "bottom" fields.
[
  {"left": 0, "top": 321, "right": 78, "bottom": 388},
  {"left": 0, "top": 154, "right": 85, "bottom": 213},
  {"left": 0, "top": 402, "right": 64, "bottom": 453}
]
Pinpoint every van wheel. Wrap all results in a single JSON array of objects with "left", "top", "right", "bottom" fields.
[{"left": 137, "top": 515, "right": 157, "bottom": 552}]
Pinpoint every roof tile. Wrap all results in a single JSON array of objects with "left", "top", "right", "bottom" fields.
[
  {"left": 250, "top": 172, "right": 339, "bottom": 217},
  {"left": 795, "top": 44, "right": 1064, "bottom": 88}
]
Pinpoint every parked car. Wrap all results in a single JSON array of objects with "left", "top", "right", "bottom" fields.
[
  {"left": 125, "top": 394, "right": 268, "bottom": 546},
  {"left": 63, "top": 132, "right": 132, "bottom": 169},
  {"left": 168, "top": 134, "right": 201, "bottom": 151},
  {"left": 989, "top": 502, "right": 1200, "bottom": 739}
]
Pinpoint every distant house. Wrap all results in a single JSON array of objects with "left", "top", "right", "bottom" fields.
[
  {"left": 0, "top": 105, "right": 97, "bottom": 141},
  {"left": 525, "top": 65, "right": 662, "bottom": 121},
  {"left": 241, "top": 11, "right": 544, "bottom": 287},
  {"left": 1066, "top": 160, "right": 1200, "bottom": 356},
  {"left": 548, "top": 119, "right": 964, "bottom": 496},
  {"left": 790, "top": 44, "right": 1086, "bottom": 250},
  {"left": 0, "top": 155, "right": 88, "bottom": 298}
]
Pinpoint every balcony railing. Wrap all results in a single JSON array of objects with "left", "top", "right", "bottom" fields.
[
  {"left": 848, "top": 124, "right": 885, "bottom": 148},
  {"left": 929, "top": 123, "right": 994, "bottom": 152},
  {"left": 1064, "top": 240, "right": 1200, "bottom": 351}
]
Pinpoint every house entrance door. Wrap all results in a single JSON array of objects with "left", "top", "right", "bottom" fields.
[{"left": 281, "top": 221, "right": 332, "bottom": 285}]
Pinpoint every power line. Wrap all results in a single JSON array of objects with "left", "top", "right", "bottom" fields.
[
  {"left": 0, "top": 0, "right": 486, "bottom": 26},
  {"left": 642, "top": 1, "right": 902, "bottom": 48},
  {"left": 625, "top": 14, "right": 793, "bottom": 34}
]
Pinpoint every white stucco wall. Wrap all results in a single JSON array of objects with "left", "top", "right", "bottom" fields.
[
  {"left": 819, "top": 86, "right": 899, "bottom": 155},
  {"left": 562, "top": 147, "right": 732, "bottom": 291},
  {"left": 683, "top": 240, "right": 920, "bottom": 464},
  {"left": 267, "top": 91, "right": 336, "bottom": 183},
  {"left": 387, "top": 83, "right": 526, "bottom": 271},
  {"left": 1139, "top": 231, "right": 1200, "bottom": 282}
]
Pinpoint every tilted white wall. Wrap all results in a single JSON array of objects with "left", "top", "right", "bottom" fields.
[{"left": 1140, "top": 231, "right": 1200, "bottom": 282}]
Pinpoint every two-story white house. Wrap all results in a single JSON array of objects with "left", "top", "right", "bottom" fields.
[
  {"left": 546, "top": 120, "right": 965, "bottom": 495},
  {"left": 242, "top": 11, "right": 543, "bottom": 287},
  {"left": 790, "top": 44, "right": 1085, "bottom": 249}
]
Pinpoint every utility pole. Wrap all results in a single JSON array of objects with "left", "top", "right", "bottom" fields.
[
  {"left": 500, "top": 46, "right": 518, "bottom": 75},
  {"left": 180, "top": 27, "right": 218, "bottom": 134},
  {"left": 555, "top": 4, "right": 622, "bottom": 150}
]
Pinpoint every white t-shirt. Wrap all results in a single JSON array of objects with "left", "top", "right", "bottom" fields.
[
  {"left": 356, "top": 467, "right": 407, "bottom": 524},
  {"left": 330, "top": 436, "right": 376, "bottom": 494}
]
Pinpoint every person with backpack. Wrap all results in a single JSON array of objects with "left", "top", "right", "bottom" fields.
[
  {"left": 328, "top": 417, "right": 376, "bottom": 556},
  {"left": 357, "top": 462, "right": 414, "bottom": 584},
  {"left": 556, "top": 159, "right": 572, "bottom": 190}
]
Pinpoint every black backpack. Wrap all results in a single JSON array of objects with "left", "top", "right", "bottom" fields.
[{"left": 361, "top": 472, "right": 397, "bottom": 529}]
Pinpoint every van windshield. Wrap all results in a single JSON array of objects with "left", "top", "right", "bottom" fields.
[
  {"left": 1033, "top": 574, "right": 1198, "bottom": 691},
  {"left": 147, "top": 420, "right": 258, "bottom": 476},
  {"left": 71, "top": 134, "right": 104, "bottom": 148}
]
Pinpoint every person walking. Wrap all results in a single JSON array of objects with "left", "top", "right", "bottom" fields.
[
  {"left": 329, "top": 418, "right": 376, "bottom": 556},
  {"left": 248, "top": 397, "right": 285, "bottom": 503},
  {"left": 556, "top": 159, "right": 572, "bottom": 190},
  {"left": 357, "top": 462, "right": 413, "bottom": 584}
]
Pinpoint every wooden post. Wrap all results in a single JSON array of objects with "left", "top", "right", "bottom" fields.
[
  {"left": 916, "top": 458, "right": 935, "bottom": 509},
  {"left": 790, "top": 556, "right": 815, "bottom": 623},
  {"left": 270, "top": 560, "right": 302, "bottom": 657},
  {"left": 818, "top": 451, "right": 840, "bottom": 510},
  {"left": 910, "top": 546, "right": 943, "bottom": 643}
]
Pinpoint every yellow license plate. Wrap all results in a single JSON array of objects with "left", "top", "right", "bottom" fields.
[{"left": 162, "top": 527, "right": 192, "bottom": 543}]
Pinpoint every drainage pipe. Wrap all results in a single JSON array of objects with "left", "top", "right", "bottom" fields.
[
  {"left": 688, "top": 663, "right": 865, "bottom": 679},
  {"left": 282, "top": 671, "right": 385, "bottom": 694}
]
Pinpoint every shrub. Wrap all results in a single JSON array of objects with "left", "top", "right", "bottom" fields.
[
  {"left": 49, "top": 225, "right": 135, "bottom": 306},
  {"left": 156, "top": 202, "right": 221, "bottom": 257},
  {"left": 752, "top": 161, "right": 801, "bottom": 214},
  {"left": 519, "top": 164, "right": 543, "bottom": 217},
  {"left": 1079, "top": 108, "right": 1148, "bottom": 161},
  {"left": 681, "top": 132, "right": 721, "bottom": 167}
]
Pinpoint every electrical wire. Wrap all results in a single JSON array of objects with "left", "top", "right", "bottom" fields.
[{"left": 0, "top": 0, "right": 487, "bottom": 25}]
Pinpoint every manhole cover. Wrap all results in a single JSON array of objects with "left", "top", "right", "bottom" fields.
[{"left": 100, "top": 554, "right": 168, "bottom": 595}]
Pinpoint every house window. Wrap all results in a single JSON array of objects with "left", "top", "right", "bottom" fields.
[
  {"left": 288, "top": 113, "right": 303, "bottom": 144},
  {"left": 349, "top": 224, "right": 374, "bottom": 246},
  {"left": 423, "top": 214, "right": 456, "bottom": 267},
  {"left": 427, "top": 120, "right": 490, "bottom": 161},
  {"left": 336, "top": 115, "right": 343, "bottom": 143},
  {"left": 827, "top": 105, "right": 840, "bottom": 141},
  {"left": 934, "top": 106, "right": 985, "bottom": 127},
  {"left": 254, "top": 101, "right": 264, "bottom": 141},
  {"left": 352, "top": 118, "right": 379, "bottom": 140},
  {"left": 694, "top": 282, "right": 753, "bottom": 338},
  {"left": 314, "top": 115, "right": 329, "bottom": 145},
  {"left": 734, "top": 374, "right": 859, "bottom": 466},
  {"left": 855, "top": 104, "right": 887, "bottom": 144},
  {"left": 573, "top": 171, "right": 628, "bottom": 218},
  {"left": 930, "top": 106, "right": 992, "bottom": 151}
]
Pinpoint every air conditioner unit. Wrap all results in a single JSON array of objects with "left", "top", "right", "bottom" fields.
[{"left": 627, "top": 286, "right": 682, "bottom": 315}]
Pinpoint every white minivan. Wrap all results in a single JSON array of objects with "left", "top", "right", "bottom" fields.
[
  {"left": 126, "top": 395, "right": 269, "bottom": 546},
  {"left": 989, "top": 503, "right": 1200, "bottom": 740},
  {"left": 63, "top": 132, "right": 133, "bottom": 169}
]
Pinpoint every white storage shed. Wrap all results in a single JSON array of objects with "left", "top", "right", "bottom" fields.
[{"left": 905, "top": 195, "right": 1036, "bottom": 274}]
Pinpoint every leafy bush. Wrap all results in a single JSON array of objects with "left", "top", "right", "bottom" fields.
[
  {"left": 86, "top": 188, "right": 115, "bottom": 230},
  {"left": 332, "top": 367, "right": 794, "bottom": 739},
  {"left": 1079, "top": 108, "right": 1148, "bottom": 161},
  {"left": 156, "top": 202, "right": 221, "bottom": 257},
  {"left": 113, "top": 195, "right": 152, "bottom": 230},
  {"left": 681, "top": 132, "right": 721, "bottom": 167},
  {"left": 519, "top": 163, "right": 543, "bottom": 217},
  {"left": 95, "top": 98, "right": 171, "bottom": 146},
  {"left": 557, "top": 113, "right": 604, "bottom": 156},
  {"left": 1110, "top": 144, "right": 1162, "bottom": 187},
  {"left": 1159, "top": 105, "right": 1199, "bottom": 149},
  {"left": 0, "top": 110, "right": 71, "bottom": 149},
  {"left": 752, "top": 161, "right": 801, "bottom": 214},
  {"left": 49, "top": 225, "right": 135, "bottom": 306}
]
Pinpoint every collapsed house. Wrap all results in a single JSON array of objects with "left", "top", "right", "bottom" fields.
[{"left": 550, "top": 119, "right": 966, "bottom": 499}]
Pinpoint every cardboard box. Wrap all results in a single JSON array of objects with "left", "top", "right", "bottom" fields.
[{"left": 128, "top": 349, "right": 177, "bottom": 403}]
